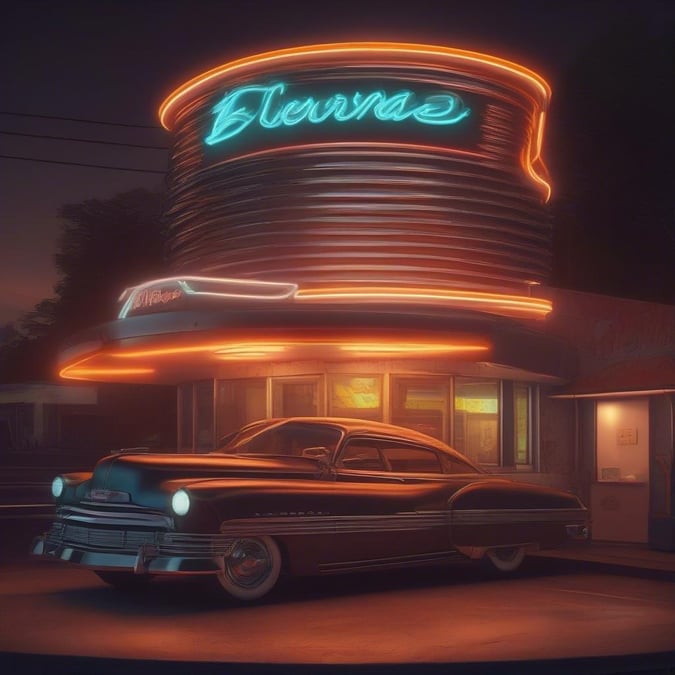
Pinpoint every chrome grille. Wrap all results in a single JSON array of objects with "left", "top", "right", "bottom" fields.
[
  {"left": 51, "top": 522, "right": 158, "bottom": 553},
  {"left": 160, "top": 533, "right": 234, "bottom": 557},
  {"left": 46, "top": 521, "right": 234, "bottom": 558}
]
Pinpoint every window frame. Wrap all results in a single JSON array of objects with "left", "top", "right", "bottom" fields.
[{"left": 336, "top": 435, "right": 448, "bottom": 476}]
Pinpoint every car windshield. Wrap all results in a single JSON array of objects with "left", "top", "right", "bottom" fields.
[{"left": 217, "top": 421, "right": 342, "bottom": 458}]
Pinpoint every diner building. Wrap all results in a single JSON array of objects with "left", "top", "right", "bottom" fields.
[{"left": 54, "top": 44, "right": 675, "bottom": 550}]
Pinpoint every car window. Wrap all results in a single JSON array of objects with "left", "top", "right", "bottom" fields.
[
  {"left": 222, "top": 421, "right": 342, "bottom": 457},
  {"left": 215, "top": 419, "right": 279, "bottom": 451},
  {"left": 380, "top": 443, "right": 443, "bottom": 474},
  {"left": 440, "top": 454, "right": 481, "bottom": 474},
  {"left": 337, "top": 441, "right": 388, "bottom": 471}
]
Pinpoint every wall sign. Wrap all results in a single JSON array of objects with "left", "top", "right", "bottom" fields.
[{"left": 205, "top": 82, "right": 471, "bottom": 147}]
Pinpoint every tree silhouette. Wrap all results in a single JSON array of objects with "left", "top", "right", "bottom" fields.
[{"left": 0, "top": 188, "right": 168, "bottom": 382}]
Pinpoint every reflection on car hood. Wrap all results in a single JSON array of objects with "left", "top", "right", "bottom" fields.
[{"left": 90, "top": 453, "right": 323, "bottom": 507}]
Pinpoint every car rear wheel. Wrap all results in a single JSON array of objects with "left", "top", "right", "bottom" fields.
[
  {"left": 95, "top": 571, "right": 152, "bottom": 590},
  {"left": 216, "top": 535, "right": 282, "bottom": 601},
  {"left": 484, "top": 545, "right": 526, "bottom": 573}
]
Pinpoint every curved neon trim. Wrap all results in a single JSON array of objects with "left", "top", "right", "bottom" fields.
[
  {"left": 522, "top": 110, "right": 551, "bottom": 202},
  {"left": 110, "top": 339, "right": 489, "bottom": 360},
  {"left": 208, "top": 140, "right": 487, "bottom": 170},
  {"left": 115, "top": 276, "right": 552, "bottom": 322},
  {"left": 60, "top": 366, "right": 155, "bottom": 380},
  {"left": 294, "top": 287, "right": 552, "bottom": 316},
  {"left": 159, "top": 42, "right": 551, "bottom": 130}
]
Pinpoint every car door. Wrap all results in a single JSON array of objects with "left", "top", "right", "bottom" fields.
[
  {"left": 330, "top": 434, "right": 455, "bottom": 565},
  {"left": 334, "top": 436, "right": 400, "bottom": 483}
]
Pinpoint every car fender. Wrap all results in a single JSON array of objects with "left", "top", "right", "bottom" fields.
[
  {"left": 448, "top": 480, "right": 587, "bottom": 552},
  {"left": 164, "top": 476, "right": 463, "bottom": 574}
]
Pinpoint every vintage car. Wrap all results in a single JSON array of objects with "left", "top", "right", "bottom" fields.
[{"left": 33, "top": 417, "right": 588, "bottom": 601}]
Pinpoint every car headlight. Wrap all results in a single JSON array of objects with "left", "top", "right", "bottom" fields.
[
  {"left": 51, "top": 476, "right": 65, "bottom": 499},
  {"left": 171, "top": 489, "right": 190, "bottom": 516}
]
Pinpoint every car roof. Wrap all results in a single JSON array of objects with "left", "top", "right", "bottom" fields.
[
  {"left": 232, "top": 416, "right": 484, "bottom": 472},
  {"left": 276, "top": 416, "right": 459, "bottom": 453}
]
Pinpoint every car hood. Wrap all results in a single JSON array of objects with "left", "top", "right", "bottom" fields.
[{"left": 89, "top": 452, "right": 323, "bottom": 508}]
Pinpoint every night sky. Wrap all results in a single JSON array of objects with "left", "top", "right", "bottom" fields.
[{"left": 1, "top": 0, "right": 673, "bottom": 326}]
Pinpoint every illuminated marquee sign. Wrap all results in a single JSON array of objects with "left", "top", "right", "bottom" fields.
[
  {"left": 204, "top": 82, "right": 472, "bottom": 147},
  {"left": 131, "top": 287, "right": 183, "bottom": 312}
]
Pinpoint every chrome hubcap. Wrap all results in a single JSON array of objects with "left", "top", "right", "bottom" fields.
[
  {"left": 493, "top": 546, "right": 519, "bottom": 561},
  {"left": 225, "top": 539, "right": 272, "bottom": 588}
]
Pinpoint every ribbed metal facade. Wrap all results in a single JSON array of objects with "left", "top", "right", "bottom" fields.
[{"left": 161, "top": 45, "right": 551, "bottom": 298}]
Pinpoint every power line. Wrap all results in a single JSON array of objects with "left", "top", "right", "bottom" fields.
[
  {"left": 0, "top": 130, "right": 169, "bottom": 150},
  {"left": 0, "top": 154, "right": 166, "bottom": 174},
  {"left": 0, "top": 111, "right": 162, "bottom": 130}
]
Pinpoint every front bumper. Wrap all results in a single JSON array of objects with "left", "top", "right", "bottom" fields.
[
  {"left": 31, "top": 507, "right": 235, "bottom": 575},
  {"left": 565, "top": 523, "right": 590, "bottom": 541}
]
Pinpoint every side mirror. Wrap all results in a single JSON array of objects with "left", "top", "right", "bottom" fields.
[{"left": 301, "top": 446, "right": 331, "bottom": 465}]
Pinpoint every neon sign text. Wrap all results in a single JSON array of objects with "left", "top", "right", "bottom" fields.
[
  {"left": 205, "top": 82, "right": 471, "bottom": 146},
  {"left": 131, "top": 288, "right": 182, "bottom": 312}
]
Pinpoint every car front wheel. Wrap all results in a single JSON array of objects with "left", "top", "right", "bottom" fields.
[
  {"left": 216, "top": 535, "right": 282, "bottom": 601},
  {"left": 484, "top": 545, "right": 526, "bottom": 573}
]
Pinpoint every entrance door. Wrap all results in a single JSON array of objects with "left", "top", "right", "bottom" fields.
[{"left": 591, "top": 398, "right": 650, "bottom": 542}]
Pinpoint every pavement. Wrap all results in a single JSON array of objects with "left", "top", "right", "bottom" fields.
[
  {"left": 1, "top": 537, "right": 674, "bottom": 675},
  {"left": 531, "top": 540, "right": 675, "bottom": 580}
]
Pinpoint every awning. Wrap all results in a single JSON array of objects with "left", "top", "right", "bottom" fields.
[{"left": 551, "top": 355, "right": 675, "bottom": 398}]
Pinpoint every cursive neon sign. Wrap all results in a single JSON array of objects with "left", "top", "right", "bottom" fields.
[{"left": 205, "top": 82, "right": 471, "bottom": 146}]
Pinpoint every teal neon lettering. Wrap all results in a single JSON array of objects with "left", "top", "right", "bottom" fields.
[
  {"left": 374, "top": 91, "right": 414, "bottom": 121},
  {"left": 205, "top": 83, "right": 470, "bottom": 146},
  {"left": 307, "top": 97, "right": 340, "bottom": 123},
  {"left": 258, "top": 83, "right": 287, "bottom": 128}
]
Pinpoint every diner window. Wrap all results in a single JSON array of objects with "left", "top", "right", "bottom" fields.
[
  {"left": 216, "top": 379, "right": 267, "bottom": 445},
  {"left": 391, "top": 376, "right": 449, "bottom": 442},
  {"left": 328, "top": 375, "right": 382, "bottom": 421},
  {"left": 178, "top": 383, "right": 193, "bottom": 452},
  {"left": 454, "top": 378, "right": 500, "bottom": 466},
  {"left": 272, "top": 377, "right": 321, "bottom": 417},
  {"left": 194, "top": 380, "right": 215, "bottom": 452},
  {"left": 514, "top": 383, "right": 531, "bottom": 465},
  {"left": 596, "top": 399, "right": 649, "bottom": 482}
]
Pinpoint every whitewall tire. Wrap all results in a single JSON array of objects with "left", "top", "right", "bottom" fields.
[
  {"left": 217, "top": 535, "right": 282, "bottom": 601},
  {"left": 484, "top": 545, "right": 526, "bottom": 573}
]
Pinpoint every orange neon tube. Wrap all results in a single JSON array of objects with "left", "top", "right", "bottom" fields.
[{"left": 159, "top": 42, "right": 551, "bottom": 130}]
